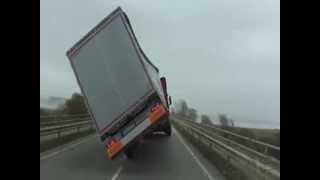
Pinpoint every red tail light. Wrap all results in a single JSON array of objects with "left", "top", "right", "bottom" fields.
[
  {"left": 151, "top": 103, "right": 160, "bottom": 112},
  {"left": 107, "top": 139, "right": 117, "bottom": 149}
]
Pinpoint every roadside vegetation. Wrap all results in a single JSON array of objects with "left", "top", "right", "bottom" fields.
[
  {"left": 40, "top": 93, "right": 92, "bottom": 153},
  {"left": 172, "top": 99, "right": 280, "bottom": 160},
  {"left": 40, "top": 93, "right": 89, "bottom": 119}
]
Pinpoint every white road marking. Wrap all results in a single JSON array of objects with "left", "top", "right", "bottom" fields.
[
  {"left": 173, "top": 128, "right": 215, "bottom": 180},
  {"left": 40, "top": 134, "right": 96, "bottom": 161},
  {"left": 111, "top": 166, "right": 123, "bottom": 180}
]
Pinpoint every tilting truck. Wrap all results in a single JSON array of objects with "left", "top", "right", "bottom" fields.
[{"left": 66, "top": 7, "right": 172, "bottom": 159}]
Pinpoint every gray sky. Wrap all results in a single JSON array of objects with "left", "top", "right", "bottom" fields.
[{"left": 40, "top": 0, "right": 279, "bottom": 128}]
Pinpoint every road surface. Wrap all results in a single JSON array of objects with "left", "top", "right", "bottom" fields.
[{"left": 40, "top": 128, "right": 225, "bottom": 180}]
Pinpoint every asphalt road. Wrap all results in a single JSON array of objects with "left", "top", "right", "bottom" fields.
[{"left": 40, "top": 128, "right": 225, "bottom": 180}]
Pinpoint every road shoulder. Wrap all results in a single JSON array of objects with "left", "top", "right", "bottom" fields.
[
  {"left": 173, "top": 127, "right": 226, "bottom": 180},
  {"left": 40, "top": 133, "right": 97, "bottom": 161}
]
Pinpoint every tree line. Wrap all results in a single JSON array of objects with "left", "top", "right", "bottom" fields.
[
  {"left": 40, "top": 93, "right": 88, "bottom": 116},
  {"left": 173, "top": 99, "right": 234, "bottom": 128},
  {"left": 40, "top": 95, "right": 234, "bottom": 128}
]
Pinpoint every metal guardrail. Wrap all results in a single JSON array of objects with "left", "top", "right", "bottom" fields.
[
  {"left": 40, "top": 117, "right": 94, "bottom": 140},
  {"left": 40, "top": 118, "right": 91, "bottom": 127},
  {"left": 180, "top": 118, "right": 280, "bottom": 166},
  {"left": 171, "top": 116, "right": 280, "bottom": 180},
  {"left": 40, "top": 114, "right": 91, "bottom": 123},
  {"left": 179, "top": 116, "right": 279, "bottom": 157},
  {"left": 174, "top": 115, "right": 280, "bottom": 157},
  {"left": 40, "top": 114, "right": 90, "bottom": 119}
]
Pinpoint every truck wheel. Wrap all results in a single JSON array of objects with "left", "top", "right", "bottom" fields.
[
  {"left": 124, "top": 149, "right": 134, "bottom": 159},
  {"left": 124, "top": 143, "right": 138, "bottom": 159},
  {"left": 163, "top": 120, "right": 172, "bottom": 136}
]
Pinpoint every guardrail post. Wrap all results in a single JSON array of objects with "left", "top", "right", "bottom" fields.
[
  {"left": 264, "top": 146, "right": 269, "bottom": 155},
  {"left": 54, "top": 114, "right": 57, "bottom": 122}
]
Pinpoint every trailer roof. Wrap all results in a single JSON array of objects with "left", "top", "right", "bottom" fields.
[{"left": 66, "top": 7, "right": 159, "bottom": 73}]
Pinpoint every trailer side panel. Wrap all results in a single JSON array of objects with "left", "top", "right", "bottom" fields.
[{"left": 69, "top": 15, "right": 152, "bottom": 132}]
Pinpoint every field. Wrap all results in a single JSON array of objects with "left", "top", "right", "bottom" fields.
[{"left": 224, "top": 126, "right": 280, "bottom": 147}]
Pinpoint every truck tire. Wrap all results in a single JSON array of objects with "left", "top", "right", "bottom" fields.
[
  {"left": 124, "top": 148, "right": 134, "bottom": 159},
  {"left": 124, "top": 143, "right": 138, "bottom": 159},
  {"left": 163, "top": 120, "right": 172, "bottom": 136}
]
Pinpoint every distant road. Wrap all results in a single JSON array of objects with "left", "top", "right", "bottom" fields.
[{"left": 40, "top": 128, "right": 225, "bottom": 180}]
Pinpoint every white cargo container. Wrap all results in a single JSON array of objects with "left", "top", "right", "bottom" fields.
[{"left": 66, "top": 7, "right": 171, "bottom": 159}]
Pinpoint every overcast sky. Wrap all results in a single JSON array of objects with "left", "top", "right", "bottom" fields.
[{"left": 40, "top": 0, "right": 279, "bottom": 128}]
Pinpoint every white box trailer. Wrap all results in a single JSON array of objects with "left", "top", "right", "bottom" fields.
[{"left": 66, "top": 7, "right": 171, "bottom": 159}]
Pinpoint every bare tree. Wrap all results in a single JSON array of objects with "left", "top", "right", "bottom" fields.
[
  {"left": 40, "top": 108, "right": 49, "bottom": 116},
  {"left": 175, "top": 99, "right": 188, "bottom": 117},
  {"left": 188, "top": 108, "right": 198, "bottom": 121},
  {"left": 219, "top": 114, "right": 235, "bottom": 128},
  {"left": 61, "top": 93, "right": 88, "bottom": 115}
]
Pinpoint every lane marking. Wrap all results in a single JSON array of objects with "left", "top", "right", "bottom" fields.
[
  {"left": 40, "top": 134, "right": 96, "bottom": 161},
  {"left": 111, "top": 166, "right": 123, "bottom": 180},
  {"left": 173, "top": 128, "right": 215, "bottom": 180}
]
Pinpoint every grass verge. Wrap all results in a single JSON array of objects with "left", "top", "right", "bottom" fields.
[{"left": 172, "top": 121, "right": 248, "bottom": 180}]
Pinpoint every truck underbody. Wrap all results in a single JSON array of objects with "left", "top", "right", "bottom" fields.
[
  {"left": 107, "top": 107, "right": 171, "bottom": 159},
  {"left": 124, "top": 115, "right": 171, "bottom": 159},
  {"left": 105, "top": 91, "right": 171, "bottom": 159}
]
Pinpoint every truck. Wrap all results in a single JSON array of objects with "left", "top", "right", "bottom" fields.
[{"left": 66, "top": 7, "right": 172, "bottom": 159}]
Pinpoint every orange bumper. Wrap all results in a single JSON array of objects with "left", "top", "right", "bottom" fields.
[
  {"left": 149, "top": 105, "right": 169, "bottom": 124},
  {"left": 107, "top": 141, "right": 124, "bottom": 159},
  {"left": 106, "top": 104, "right": 169, "bottom": 159}
]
